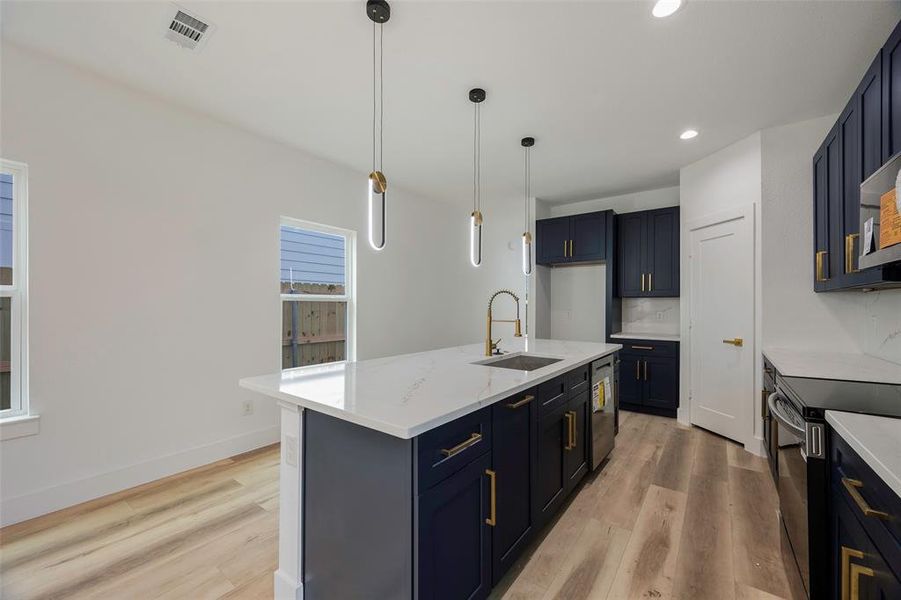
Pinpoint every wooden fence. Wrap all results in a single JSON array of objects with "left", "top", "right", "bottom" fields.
[{"left": 281, "top": 283, "right": 347, "bottom": 368}]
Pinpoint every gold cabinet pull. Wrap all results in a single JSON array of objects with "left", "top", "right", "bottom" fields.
[
  {"left": 569, "top": 240, "right": 574, "bottom": 257},
  {"left": 564, "top": 412, "right": 575, "bottom": 450},
  {"left": 845, "top": 233, "right": 860, "bottom": 274},
  {"left": 506, "top": 394, "right": 534, "bottom": 409},
  {"left": 569, "top": 411, "right": 576, "bottom": 449},
  {"left": 440, "top": 432, "right": 482, "bottom": 457},
  {"left": 816, "top": 250, "right": 829, "bottom": 282},
  {"left": 641, "top": 273, "right": 645, "bottom": 292},
  {"left": 485, "top": 469, "right": 497, "bottom": 526},
  {"left": 563, "top": 240, "right": 568, "bottom": 257},
  {"left": 643, "top": 360, "right": 648, "bottom": 381},
  {"left": 648, "top": 272, "right": 652, "bottom": 291},
  {"left": 841, "top": 546, "right": 864, "bottom": 600},
  {"left": 850, "top": 563, "right": 874, "bottom": 600},
  {"left": 631, "top": 345, "right": 653, "bottom": 351},
  {"left": 636, "top": 360, "right": 640, "bottom": 380},
  {"left": 842, "top": 478, "right": 889, "bottom": 519},
  {"left": 722, "top": 338, "right": 744, "bottom": 347}
]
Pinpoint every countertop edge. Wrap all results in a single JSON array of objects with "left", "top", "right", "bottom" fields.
[
  {"left": 826, "top": 410, "right": 901, "bottom": 499},
  {"left": 610, "top": 332, "right": 681, "bottom": 342},
  {"left": 240, "top": 345, "right": 622, "bottom": 439},
  {"left": 762, "top": 347, "right": 901, "bottom": 384}
]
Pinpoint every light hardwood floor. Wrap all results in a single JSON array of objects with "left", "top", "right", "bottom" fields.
[{"left": 0, "top": 412, "right": 805, "bottom": 600}]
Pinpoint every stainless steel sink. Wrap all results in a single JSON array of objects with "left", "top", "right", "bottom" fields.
[{"left": 473, "top": 354, "right": 562, "bottom": 371}]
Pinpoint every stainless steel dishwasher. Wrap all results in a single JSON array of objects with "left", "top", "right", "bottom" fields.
[{"left": 590, "top": 355, "right": 616, "bottom": 469}]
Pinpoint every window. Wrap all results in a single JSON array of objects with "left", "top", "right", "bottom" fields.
[
  {"left": 0, "top": 160, "right": 28, "bottom": 419},
  {"left": 280, "top": 218, "right": 355, "bottom": 369}
]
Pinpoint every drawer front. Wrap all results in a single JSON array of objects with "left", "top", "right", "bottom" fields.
[
  {"left": 417, "top": 407, "right": 491, "bottom": 492},
  {"left": 831, "top": 430, "right": 901, "bottom": 576},
  {"left": 619, "top": 340, "right": 677, "bottom": 357},
  {"left": 538, "top": 375, "right": 568, "bottom": 416},
  {"left": 566, "top": 364, "right": 590, "bottom": 397}
]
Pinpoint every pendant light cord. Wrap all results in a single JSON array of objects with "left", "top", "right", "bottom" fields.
[
  {"left": 473, "top": 102, "right": 481, "bottom": 213},
  {"left": 524, "top": 146, "right": 530, "bottom": 231},
  {"left": 372, "top": 22, "right": 384, "bottom": 174}
]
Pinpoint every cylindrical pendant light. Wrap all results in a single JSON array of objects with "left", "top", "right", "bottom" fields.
[
  {"left": 469, "top": 88, "right": 486, "bottom": 267},
  {"left": 367, "top": 0, "right": 389, "bottom": 251},
  {"left": 521, "top": 137, "right": 535, "bottom": 276}
]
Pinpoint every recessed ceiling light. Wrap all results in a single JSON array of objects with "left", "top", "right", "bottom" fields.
[
  {"left": 652, "top": 0, "right": 683, "bottom": 18},
  {"left": 680, "top": 129, "right": 698, "bottom": 140}
]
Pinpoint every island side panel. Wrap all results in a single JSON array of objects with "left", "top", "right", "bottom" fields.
[
  {"left": 275, "top": 401, "right": 304, "bottom": 600},
  {"left": 303, "top": 410, "right": 414, "bottom": 600}
]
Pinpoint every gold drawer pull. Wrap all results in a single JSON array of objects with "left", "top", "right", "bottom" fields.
[
  {"left": 850, "top": 563, "right": 874, "bottom": 600},
  {"left": 506, "top": 394, "right": 534, "bottom": 409},
  {"left": 842, "top": 478, "right": 889, "bottom": 519},
  {"left": 485, "top": 469, "right": 497, "bottom": 526},
  {"left": 440, "top": 433, "right": 482, "bottom": 457},
  {"left": 841, "top": 546, "right": 864, "bottom": 600},
  {"left": 631, "top": 345, "right": 653, "bottom": 351}
]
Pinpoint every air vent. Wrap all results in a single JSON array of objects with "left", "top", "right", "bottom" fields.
[{"left": 164, "top": 7, "right": 213, "bottom": 51}]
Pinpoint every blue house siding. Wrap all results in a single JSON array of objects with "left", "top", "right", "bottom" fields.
[
  {"left": 280, "top": 226, "right": 345, "bottom": 288},
  {"left": 0, "top": 174, "right": 12, "bottom": 272}
]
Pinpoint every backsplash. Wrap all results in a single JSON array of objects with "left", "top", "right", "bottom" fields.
[
  {"left": 860, "top": 291, "right": 901, "bottom": 365},
  {"left": 621, "top": 297, "right": 680, "bottom": 335}
]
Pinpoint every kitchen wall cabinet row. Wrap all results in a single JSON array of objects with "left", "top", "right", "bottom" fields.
[
  {"left": 813, "top": 17, "right": 901, "bottom": 291},
  {"left": 617, "top": 340, "right": 679, "bottom": 418},
  {"left": 300, "top": 361, "right": 605, "bottom": 600},
  {"left": 616, "top": 207, "right": 680, "bottom": 297},
  {"left": 536, "top": 210, "right": 609, "bottom": 265}
]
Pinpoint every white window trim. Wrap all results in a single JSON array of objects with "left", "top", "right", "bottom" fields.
[
  {"left": 280, "top": 216, "right": 357, "bottom": 364},
  {"left": 0, "top": 159, "right": 34, "bottom": 438}
]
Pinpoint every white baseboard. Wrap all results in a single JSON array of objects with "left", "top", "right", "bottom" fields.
[
  {"left": 0, "top": 425, "right": 280, "bottom": 527},
  {"left": 274, "top": 569, "right": 303, "bottom": 600}
]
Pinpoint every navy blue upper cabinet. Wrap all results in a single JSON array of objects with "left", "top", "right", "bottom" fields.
[
  {"left": 536, "top": 211, "right": 607, "bottom": 266},
  {"left": 616, "top": 207, "right": 680, "bottom": 297},
  {"left": 812, "top": 18, "right": 901, "bottom": 291},
  {"left": 884, "top": 20, "right": 901, "bottom": 160},
  {"left": 418, "top": 452, "right": 492, "bottom": 600},
  {"left": 490, "top": 389, "right": 537, "bottom": 584}
]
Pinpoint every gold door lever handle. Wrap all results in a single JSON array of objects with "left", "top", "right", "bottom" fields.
[{"left": 722, "top": 338, "right": 744, "bottom": 347}]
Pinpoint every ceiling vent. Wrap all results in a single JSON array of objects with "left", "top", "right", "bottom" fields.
[{"left": 164, "top": 7, "right": 213, "bottom": 51}]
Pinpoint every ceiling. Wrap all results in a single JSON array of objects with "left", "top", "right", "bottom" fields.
[{"left": 2, "top": 1, "right": 899, "bottom": 205}]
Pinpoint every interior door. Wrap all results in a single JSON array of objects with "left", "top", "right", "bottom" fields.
[{"left": 688, "top": 208, "right": 754, "bottom": 445}]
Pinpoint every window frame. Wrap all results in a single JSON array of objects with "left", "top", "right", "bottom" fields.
[
  {"left": 279, "top": 217, "right": 356, "bottom": 366},
  {"left": 0, "top": 159, "right": 29, "bottom": 420}
]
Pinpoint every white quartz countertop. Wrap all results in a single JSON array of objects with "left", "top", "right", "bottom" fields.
[
  {"left": 240, "top": 338, "right": 622, "bottom": 439},
  {"left": 763, "top": 347, "right": 901, "bottom": 384},
  {"left": 611, "top": 331, "right": 681, "bottom": 343},
  {"left": 826, "top": 411, "right": 901, "bottom": 498}
]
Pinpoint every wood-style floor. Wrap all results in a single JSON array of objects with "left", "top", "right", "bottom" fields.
[{"left": 0, "top": 411, "right": 805, "bottom": 600}]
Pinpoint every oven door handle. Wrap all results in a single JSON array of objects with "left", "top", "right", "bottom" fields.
[{"left": 767, "top": 392, "right": 805, "bottom": 439}]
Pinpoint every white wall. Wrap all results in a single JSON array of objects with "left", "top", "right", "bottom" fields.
[
  {"left": 548, "top": 265, "right": 605, "bottom": 341},
  {"left": 0, "top": 44, "right": 527, "bottom": 525},
  {"left": 547, "top": 186, "right": 679, "bottom": 218},
  {"left": 679, "top": 133, "right": 763, "bottom": 446},
  {"left": 761, "top": 116, "right": 901, "bottom": 364}
]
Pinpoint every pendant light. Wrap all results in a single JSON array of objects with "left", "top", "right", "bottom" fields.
[
  {"left": 366, "top": 0, "right": 389, "bottom": 251},
  {"left": 521, "top": 137, "right": 535, "bottom": 276},
  {"left": 469, "top": 88, "right": 486, "bottom": 267}
]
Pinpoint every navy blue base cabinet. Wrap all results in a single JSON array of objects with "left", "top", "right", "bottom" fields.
[
  {"left": 617, "top": 340, "right": 679, "bottom": 418},
  {"left": 299, "top": 361, "right": 609, "bottom": 599},
  {"left": 536, "top": 211, "right": 609, "bottom": 266},
  {"left": 616, "top": 207, "right": 680, "bottom": 298},
  {"left": 830, "top": 430, "right": 901, "bottom": 599}
]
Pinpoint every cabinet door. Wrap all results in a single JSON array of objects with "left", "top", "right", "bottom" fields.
[
  {"left": 418, "top": 453, "right": 492, "bottom": 600},
  {"left": 617, "top": 212, "right": 645, "bottom": 297},
  {"left": 563, "top": 392, "right": 589, "bottom": 492},
  {"left": 645, "top": 207, "right": 680, "bottom": 297},
  {"left": 884, "top": 19, "right": 901, "bottom": 161},
  {"left": 618, "top": 353, "right": 644, "bottom": 408},
  {"left": 826, "top": 125, "right": 844, "bottom": 289},
  {"left": 832, "top": 491, "right": 901, "bottom": 600},
  {"left": 839, "top": 95, "right": 861, "bottom": 285},
  {"left": 536, "top": 217, "right": 571, "bottom": 265},
  {"left": 490, "top": 391, "right": 537, "bottom": 584},
  {"left": 570, "top": 212, "right": 606, "bottom": 262},
  {"left": 643, "top": 356, "right": 679, "bottom": 412},
  {"left": 534, "top": 405, "right": 568, "bottom": 526}
]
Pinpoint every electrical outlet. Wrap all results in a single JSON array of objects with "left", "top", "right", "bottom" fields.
[
  {"left": 241, "top": 400, "right": 254, "bottom": 416},
  {"left": 656, "top": 312, "right": 664, "bottom": 321},
  {"left": 285, "top": 435, "right": 298, "bottom": 467}
]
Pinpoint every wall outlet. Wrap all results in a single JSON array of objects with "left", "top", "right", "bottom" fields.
[
  {"left": 285, "top": 435, "right": 298, "bottom": 467},
  {"left": 241, "top": 400, "right": 254, "bottom": 416},
  {"left": 656, "top": 312, "right": 664, "bottom": 321}
]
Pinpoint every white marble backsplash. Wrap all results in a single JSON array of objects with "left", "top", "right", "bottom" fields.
[
  {"left": 621, "top": 297, "right": 680, "bottom": 335},
  {"left": 860, "top": 290, "right": 901, "bottom": 365}
]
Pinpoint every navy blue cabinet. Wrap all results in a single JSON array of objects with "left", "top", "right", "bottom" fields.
[
  {"left": 830, "top": 431, "right": 901, "bottom": 599},
  {"left": 617, "top": 340, "right": 679, "bottom": 418},
  {"left": 616, "top": 207, "right": 680, "bottom": 297},
  {"left": 418, "top": 452, "right": 493, "bottom": 600},
  {"left": 563, "top": 392, "right": 589, "bottom": 488},
  {"left": 813, "top": 18, "right": 901, "bottom": 291},
  {"left": 490, "top": 388, "right": 538, "bottom": 584},
  {"left": 535, "top": 402, "right": 568, "bottom": 525},
  {"left": 536, "top": 211, "right": 608, "bottom": 266}
]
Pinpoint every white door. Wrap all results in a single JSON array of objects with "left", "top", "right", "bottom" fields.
[{"left": 688, "top": 207, "right": 754, "bottom": 445}]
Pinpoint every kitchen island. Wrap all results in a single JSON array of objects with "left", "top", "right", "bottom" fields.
[{"left": 240, "top": 338, "right": 620, "bottom": 600}]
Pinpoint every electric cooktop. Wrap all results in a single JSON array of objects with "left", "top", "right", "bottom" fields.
[{"left": 778, "top": 375, "right": 901, "bottom": 420}]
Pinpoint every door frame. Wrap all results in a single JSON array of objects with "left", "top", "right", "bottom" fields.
[{"left": 681, "top": 203, "right": 760, "bottom": 453}]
